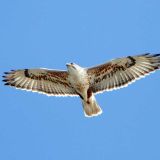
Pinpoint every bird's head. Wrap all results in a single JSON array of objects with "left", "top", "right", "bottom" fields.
[{"left": 66, "top": 63, "right": 83, "bottom": 73}]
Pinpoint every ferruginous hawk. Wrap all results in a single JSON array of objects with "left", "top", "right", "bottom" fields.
[{"left": 3, "top": 53, "right": 160, "bottom": 117}]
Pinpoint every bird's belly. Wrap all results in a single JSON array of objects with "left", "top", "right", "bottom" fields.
[{"left": 68, "top": 74, "right": 89, "bottom": 98}]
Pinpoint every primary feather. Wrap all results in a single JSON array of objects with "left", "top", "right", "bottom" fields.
[
  {"left": 3, "top": 53, "right": 160, "bottom": 117},
  {"left": 3, "top": 68, "right": 77, "bottom": 96},
  {"left": 87, "top": 54, "right": 160, "bottom": 93}
]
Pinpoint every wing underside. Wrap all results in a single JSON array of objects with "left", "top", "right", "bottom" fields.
[
  {"left": 87, "top": 53, "right": 160, "bottom": 94},
  {"left": 3, "top": 68, "right": 78, "bottom": 97}
]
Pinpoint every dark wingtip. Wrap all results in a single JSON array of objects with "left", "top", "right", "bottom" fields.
[
  {"left": 24, "top": 69, "right": 30, "bottom": 78},
  {"left": 4, "top": 70, "right": 15, "bottom": 75},
  {"left": 4, "top": 83, "right": 10, "bottom": 85},
  {"left": 2, "top": 79, "right": 8, "bottom": 82},
  {"left": 4, "top": 72, "right": 9, "bottom": 74},
  {"left": 152, "top": 54, "right": 160, "bottom": 57},
  {"left": 142, "top": 53, "right": 150, "bottom": 56}
]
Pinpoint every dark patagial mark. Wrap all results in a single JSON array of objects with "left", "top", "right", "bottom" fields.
[
  {"left": 125, "top": 56, "right": 136, "bottom": 68},
  {"left": 24, "top": 69, "right": 30, "bottom": 78}
]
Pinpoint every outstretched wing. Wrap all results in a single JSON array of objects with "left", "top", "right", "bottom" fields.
[
  {"left": 3, "top": 68, "right": 77, "bottom": 96},
  {"left": 87, "top": 53, "right": 160, "bottom": 94}
]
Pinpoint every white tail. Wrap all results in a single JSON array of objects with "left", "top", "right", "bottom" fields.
[{"left": 82, "top": 95, "right": 102, "bottom": 117}]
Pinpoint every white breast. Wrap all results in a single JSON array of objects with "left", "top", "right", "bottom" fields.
[{"left": 67, "top": 67, "right": 89, "bottom": 96}]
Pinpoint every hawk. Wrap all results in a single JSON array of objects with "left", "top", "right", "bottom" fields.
[{"left": 3, "top": 53, "right": 160, "bottom": 117}]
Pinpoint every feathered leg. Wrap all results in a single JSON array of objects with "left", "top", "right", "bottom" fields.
[{"left": 81, "top": 89, "right": 102, "bottom": 117}]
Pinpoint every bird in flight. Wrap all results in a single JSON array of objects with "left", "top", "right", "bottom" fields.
[{"left": 3, "top": 53, "right": 160, "bottom": 117}]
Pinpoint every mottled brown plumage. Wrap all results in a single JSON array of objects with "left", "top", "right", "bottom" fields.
[
  {"left": 3, "top": 53, "right": 160, "bottom": 117},
  {"left": 87, "top": 53, "right": 160, "bottom": 93}
]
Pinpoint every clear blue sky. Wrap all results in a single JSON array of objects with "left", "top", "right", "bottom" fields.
[{"left": 0, "top": 0, "right": 160, "bottom": 160}]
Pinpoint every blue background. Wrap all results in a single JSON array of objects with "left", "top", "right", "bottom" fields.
[{"left": 0, "top": 0, "right": 160, "bottom": 160}]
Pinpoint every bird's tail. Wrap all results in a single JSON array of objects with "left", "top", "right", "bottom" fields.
[{"left": 82, "top": 95, "right": 102, "bottom": 117}]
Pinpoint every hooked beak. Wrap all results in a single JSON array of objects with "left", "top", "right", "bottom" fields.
[
  {"left": 66, "top": 63, "right": 71, "bottom": 68},
  {"left": 66, "top": 63, "right": 76, "bottom": 69},
  {"left": 66, "top": 63, "right": 74, "bottom": 67}
]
